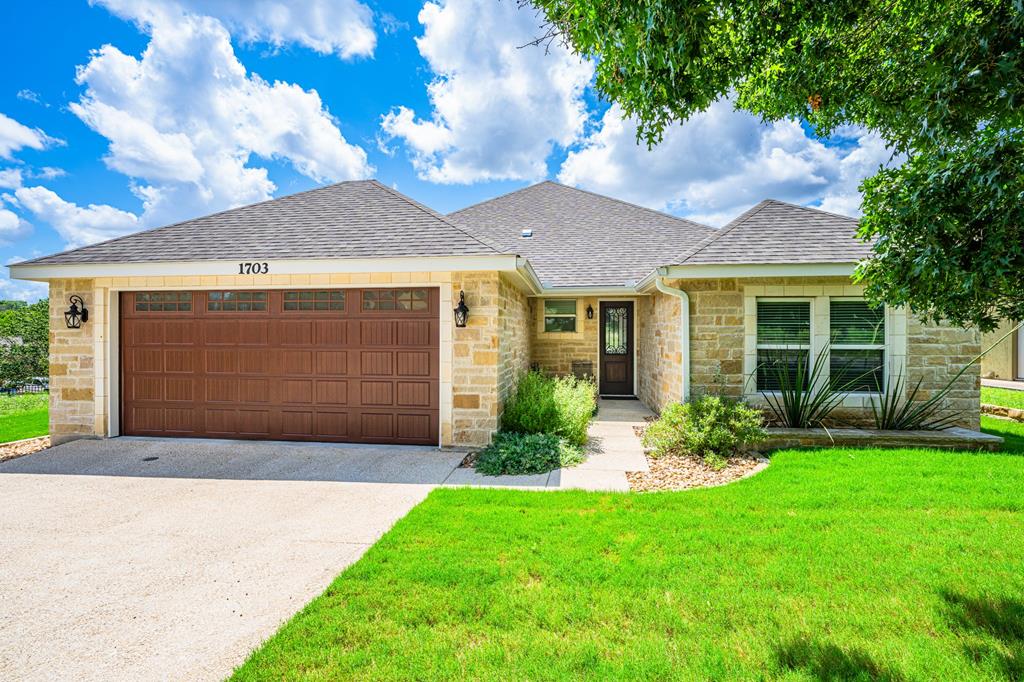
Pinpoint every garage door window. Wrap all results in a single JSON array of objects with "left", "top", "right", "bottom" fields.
[
  {"left": 135, "top": 292, "right": 192, "bottom": 312},
  {"left": 283, "top": 290, "right": 345, "bottom": 311},
  {"left": 362, "top": 288, "right": 429, "bottom": 311},
  {"left": 207, "top": 291, "right": 267, "bottom": 312}
]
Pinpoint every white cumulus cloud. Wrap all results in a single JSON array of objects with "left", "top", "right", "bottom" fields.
[
  {"left": 14, "top": 186, "right": 139, "bottom": 249},
  {"left": 0, "top": 207, "right": 32, "bottom": 245},
  {"left": 66, "top": 2, "right": 372, "bottom": 230},
  {"left": 559, "top": 101, "right": 899, "bottom": 226},
  {"left": 0, "top": 112, "right": 61, "bottom": 160},
  {"left": 93, "top": 0, "right": 376, "bottom": 59},
  {"left": 0, "top": 168, "right": 23, "bottom": 190},
  {"left": 380, "top": 0, "right": 593, "bottom": 184}
]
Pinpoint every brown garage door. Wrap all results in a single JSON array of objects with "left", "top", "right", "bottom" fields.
[{"left": 120, "top": 288, "right": 439, "bottom": 444}]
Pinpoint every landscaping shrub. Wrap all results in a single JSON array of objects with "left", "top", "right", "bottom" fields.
[
  {"left": 475, "top": 432, "right": 584, "bottom": 476},
  {"left": 501, "top": 371, "right": 595, "bottom": 446},
  {"left": 643, "top": 396, "right": 766, "bottom": 469}
]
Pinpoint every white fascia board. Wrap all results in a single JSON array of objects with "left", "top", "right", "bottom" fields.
[
  {"left": 8, "top": 255, "right": 521, "bottom": 282},
  {"left": 658, "top": 262, "right": 857, "bottom": 279},
  {"left": 533, "top": 285, "right": 644, "bottom": 297}
]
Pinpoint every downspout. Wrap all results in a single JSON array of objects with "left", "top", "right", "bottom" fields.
[{"left": 654, "top": 270, "right": 690, "bottom": 402}]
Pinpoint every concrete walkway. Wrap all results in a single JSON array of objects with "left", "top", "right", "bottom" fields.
[
  {"left": 983, "top": 378, "right": 1024, "bottom": 391},
  {"left": 445, "top": 398, "right": 652, "bottom": 491}
]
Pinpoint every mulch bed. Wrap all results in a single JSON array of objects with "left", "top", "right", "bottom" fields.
[
  {"left": 628, "top": 421, "right": 768, "bottom": 492},
  {"left": 0, "top": 436, "right": 50, "bottom": 463}
]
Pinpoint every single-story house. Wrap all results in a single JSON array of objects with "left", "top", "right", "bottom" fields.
[{"left": 9, "top": 180, "right": 980, "bottom": 447}]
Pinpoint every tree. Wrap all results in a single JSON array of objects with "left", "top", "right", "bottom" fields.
[
  {"left": 0, "top": 299, "right": 49, "bottom": 387},
  {"left": 525, "top": 0, "right": 1024, "bottom": 329}
]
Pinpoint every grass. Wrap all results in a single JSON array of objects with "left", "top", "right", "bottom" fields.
[
  {"left": 0, "top": 392, "right": 48, "bottom": 443},
  {"left": 235, "top": 431, "right": 1024, "bottom": 680},
  {"left": 982, "top": 386, "right": 1024, "bottom": 410}
]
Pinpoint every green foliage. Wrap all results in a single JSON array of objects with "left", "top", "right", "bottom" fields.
[
  {"left": 642, "top": 396, "right": 765, "bottom": 469},
  {"left": 475, "top": 431, "right": 584, "bottom": 476},
  {"left": 525, "top": 0, "right": 1024, "bottom": 328},
  {"left": 759, "top": 350, "right": 848, "bottom": 428},
  {"left": 0, "top": 392, "right": 48, "bottom": 416},
  {"left": 501, "top": 371, "right": 596, "bottom": 446},
  {"left": 0, "top": 299, "right": 49, "bottom": 387}
]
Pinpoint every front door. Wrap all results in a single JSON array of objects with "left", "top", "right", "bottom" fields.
[{"left": 599, "top": 301, "right": 634, "bottom": 395}]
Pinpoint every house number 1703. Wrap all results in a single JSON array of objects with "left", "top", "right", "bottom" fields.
[{"left": 238, "top": 262, "right": 269, "bottom": 274}]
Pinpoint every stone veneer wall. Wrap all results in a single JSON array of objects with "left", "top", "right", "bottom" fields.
[
  {"left": 46, "top": 270, "right": 507, "bottom": 448},
  {"left": 529, "top": 295, "right": 600, "bottom": 378},
  {"left": 497, "top": 273, "right": 532, "bottom": 415},
  {"left": 49, "top": 278, "right": 105, "bottom": 444},
  {"left": 643, "top": 276, "right": 980, "bottom": 429},
  {"left": 636, "top": 290, "right": 682, "bottom": 412}
]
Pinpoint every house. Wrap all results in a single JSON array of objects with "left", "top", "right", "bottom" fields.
[{"left": 9, "top": 180, "right": 981, "bottom": 447}]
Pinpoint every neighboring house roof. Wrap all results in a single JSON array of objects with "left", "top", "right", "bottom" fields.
[
  {"left": 674, "top": 199, "right": 869, "bottom": 266},
  {"left": 447, "top": 181, "right": 716, "bottom": 287},
  {"left": 18, "top": 180, "right": 502, "bottom": 266}
]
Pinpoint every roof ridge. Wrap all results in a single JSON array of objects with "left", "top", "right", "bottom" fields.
[
  {"left": 672, "top": 199, "right": 773, "bottom": 265},
  {"left": 446, "top": 181, "right": 550, "bottom": 218},
  {"left": 761, "top": 197, "right": 860, "bottom": 223},
  {"left": 542, "top": 180, "right": 715, "bottom": 232},
  {"left": 368, "top": 180, "right": 507, "bottom": 255},
  {"left": 13, "top": 179, "right": 375, "bottom": 266}
]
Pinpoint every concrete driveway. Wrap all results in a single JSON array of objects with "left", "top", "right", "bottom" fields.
[{"left": 0, "top": 437, "right": 465, "bottom": 681}]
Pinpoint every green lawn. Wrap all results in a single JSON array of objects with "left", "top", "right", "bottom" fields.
[
  {"left": 982, "top": 386, "right": 1024, "bottom": 410},
  {"left": 235, "top": 425, "right": 1024, "bottom": 680},
  {"left": 0, "top": 392, "right": 48, "bottom": 443}
]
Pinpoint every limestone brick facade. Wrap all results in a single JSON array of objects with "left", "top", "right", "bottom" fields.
[
  {"left": 41, "top": 270, "right": 984, "bottom": 446},
  {"left": 530, "top": 296, "right": 600, "bottom": 378}
]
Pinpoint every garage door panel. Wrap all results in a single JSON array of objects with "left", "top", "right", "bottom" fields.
[
  {"left": 360, "top": 320, "right": 394, "bottom": 346},
  {"left": 360, "top": 351, "right": 393, "bottom": 376},
  {"left": 315, "top": 351, "right": 348, "bottom": 375},
  {"left": 397, "top": 351, "right": 431, "bottom": 377},
  {"left": 281, "top": 350, "right": 313, "bottom": 375},
  {"left": 121, "top": 288, "right": 438, "bottom": 444},
  {"left": 315, "top": 380, "right": 349, "bottom": 405}
]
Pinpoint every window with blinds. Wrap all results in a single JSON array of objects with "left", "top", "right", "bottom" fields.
[
  {"left": 756, "top": 301, "right": 811, "bottom": 390},
  {"left": 830, "top": 300, "right": 885, "bottom": 391}
]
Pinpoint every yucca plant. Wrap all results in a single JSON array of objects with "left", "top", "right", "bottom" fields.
[
  {"left": 758, "top": 350, "right": 849, "bottom": 428},
  {"left": 870, "top": 362, "right": 977, "bottom": 430}
]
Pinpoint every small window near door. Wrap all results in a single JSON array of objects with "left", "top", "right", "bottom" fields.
[
  {"left": 208, "top": 291, "right": 267, "bottom": 312},
  {"left": 135, "top": 291, "right": 192, "bottom": 312},
  {"left": 543, "top": 299, "right": 577, "bottom": 332},
  {"left": 830, "top": 300, "right": 885, "bottom": 391},
  {"left": 283, "top": 290, "right": 345, "bottom": 311},
  {"left": 756, "top": 300, "right": 811, "bottom": 390}
]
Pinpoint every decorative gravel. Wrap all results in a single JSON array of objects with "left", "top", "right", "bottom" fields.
[
  {"left": 0, "top": 436, "right": 50, "bottom": 463},
  {"left": 626, "top": 453, "right": 768, "bottom": 492},
  {"left": 628, "top": 422, "right": 768, "bottom": 492}
]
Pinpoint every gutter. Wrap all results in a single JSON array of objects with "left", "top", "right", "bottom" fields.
[{"left": 655, "top": 268, "right": 690, "bottom": 402}]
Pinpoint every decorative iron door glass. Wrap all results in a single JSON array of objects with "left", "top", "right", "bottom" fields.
[{"left": 599, "top": 301, "right": 634, "bottom": 395}]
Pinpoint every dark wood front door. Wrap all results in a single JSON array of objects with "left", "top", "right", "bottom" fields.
[
  {"left": 120, "top": 288, "right": 439, "bottom": 445},
  {"left": 599, "top": 301, "right": 634, "bottom": 395}
]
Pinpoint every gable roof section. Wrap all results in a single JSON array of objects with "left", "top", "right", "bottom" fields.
[
  {"left": 447, "top": 181, "right": 716, "bottom": 287},
  {"left": 19, "top": 180, "right": 502, "bottom": 266},
  {"left": 673, "top": 199, "right": 869, "bottom": 266}
]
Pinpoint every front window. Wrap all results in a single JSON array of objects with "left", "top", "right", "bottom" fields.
[
  {"left": 543, "top": 299, "right": 577, "bottom": 332},
  {"left": 830, "top": 300, "right": 885, "bottom": 391},
  {"left": 756, "top": 300, "right": 811, "bottom": 391}
]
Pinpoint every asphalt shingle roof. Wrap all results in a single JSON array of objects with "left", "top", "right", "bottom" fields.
[
  {"left": 447, "top": 181, "right": 716, "bottom": 287},
  {"left": 20, "top": 180, "right": 501, "bottom": 265},
  {"left": 674, "top": 199, "right": 869, "bottom": 266}
]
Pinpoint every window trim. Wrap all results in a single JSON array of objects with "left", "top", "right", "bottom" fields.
[
  {"left": 754, "top": 297, "right": 813, "bottom": 393},
  {"left": 542, "top": 298, "right": 578, "bottom": 333},
  {"left": 828, "top": 296, "right": 887, "bottom": 394}
]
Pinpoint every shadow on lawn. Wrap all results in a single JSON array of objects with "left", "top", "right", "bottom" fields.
[
  {"left": 775, "top": 638, "right": 906, "bottom": 681},
  {"left": 941, "top": 590, "right": 1024, "bottom": 679}
]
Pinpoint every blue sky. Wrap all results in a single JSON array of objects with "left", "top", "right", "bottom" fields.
[{"left": 0, "top": 0, "right": 893, "bottom": 302}]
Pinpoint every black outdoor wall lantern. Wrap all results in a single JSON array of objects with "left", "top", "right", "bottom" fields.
[
  {"left": 586, "top": 304, "right": 594, "bottom": 319},
  {"left": 64, "top": 295, "right": 88, "bottom": 329},
  {"left": 454, "top": 290, "right": 469, "bottom": 328}
]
